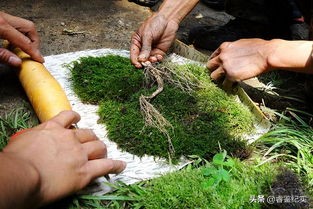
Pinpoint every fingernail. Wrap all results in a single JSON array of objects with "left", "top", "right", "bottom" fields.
[
  {"left": 156, "top": 55, "right": 163, "bottom": 60},
  {"left": 36, "top": 49, "right": 45, "bottom": 63},
  {"left": 8, "top": 56, "right": 22, "bottom": 66},
  {"left": 138, "top": 55, "right": 147, "bottom": 61}
]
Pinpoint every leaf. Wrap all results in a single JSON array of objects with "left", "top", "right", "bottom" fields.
[
  {"left": 212, "top": 150, "right": 227, "bottom": 166},
  {"left": 202, "top": 167, "right": 217, "bottom": 177},
  {"left": 223, "top": 158, "right": 235, "bottom": 168},
  {"left": 219, "top": 169, "right": 231, "bottom": 182}
]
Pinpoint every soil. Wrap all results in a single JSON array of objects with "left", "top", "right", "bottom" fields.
[
  {"left": 0, "top": 0, "right": 310, "bottom": 120},
  {"left": 0, "top": 0, "right": 232, "bottom": 117}
]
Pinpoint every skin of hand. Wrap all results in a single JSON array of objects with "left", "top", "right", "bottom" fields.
[
  {"left": 0, "top": 11, "right": 44, "bottom": 66},
  {"left": 0, "top": 110, "right": 126, "bottom": 209},
  {"left": 130, "top": 0, "right": 199, "bottom": 68},
  {"left": 130, "top": 14, "right": 179, "bottom": 68},
  {"left": 207, "top": 38, "right": 313, "bottom": 82}
]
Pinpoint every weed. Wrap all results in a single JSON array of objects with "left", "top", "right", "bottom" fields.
[
  {"left": 201, "top": 150, "right": 235, "bottom": 188},
  {"left": 256, "top": 109, "right": 313, "bottom": 198},
  {"left": 0, "top": 108, "right": 37, "bottom": 150}
]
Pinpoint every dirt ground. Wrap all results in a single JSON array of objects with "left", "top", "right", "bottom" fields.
[
  {"left": 0, "top": 0, "right": 310, "bottom": 119},
  {"left": 0, "top": 0, "right": 232, "bottom": 117}
]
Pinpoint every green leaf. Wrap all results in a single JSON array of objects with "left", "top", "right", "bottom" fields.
[
  {"left": 202, "top": 167, "right": 217, "bottom": 177},
  {"left": 212, "top": 150, "right": 227, "bottom": 166},
  {"left": 223, "top": 158, "right": 235, "bottom": 168},
  {"left": 219, "top": 169, "right": 231, "bottom": 182}
]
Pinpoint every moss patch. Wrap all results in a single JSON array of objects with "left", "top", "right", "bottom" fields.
[
  {"left": 70, "top": 55, "right": 144, "bottom": 104},
  {"left": 70, "top": 55, "right": 255, "bottom": 161},
  {"left": 132, "top": 160, "right": 278, "bottom": 209}
]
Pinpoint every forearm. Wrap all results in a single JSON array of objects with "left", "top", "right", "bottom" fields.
[
  {"left": 267, "top": 39, "right": 313, "bottom": 73},
  {"left": 0, "top": 153, "right": 40, "bottom": 209},
  {"left": 156, "top": 0, "right": 199, "bottom": 23}
]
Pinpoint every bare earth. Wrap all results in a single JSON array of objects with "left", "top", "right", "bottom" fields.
[{"left": 0, "top": 0, "right": 232, "bottom": 117}]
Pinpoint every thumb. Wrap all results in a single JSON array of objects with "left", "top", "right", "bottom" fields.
[
  {"left": 138, "top": 34, "right": 152, "bottom": 62},
  {"left": 0, "top": 48, "right": 21, "bottom": 66}
]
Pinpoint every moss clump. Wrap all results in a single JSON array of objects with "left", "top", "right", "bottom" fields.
[
  {"left": 70, "top": 55, "right": 144, "bottom": 104},
  {"left": 70, "top": 55, "right": 255, "bottom": 161},
  {"left": 115, "top": 159, "right": 278, "bottom": 209},
  {"left": 138, "top": 162, "right": 277, "bottom": 209}
]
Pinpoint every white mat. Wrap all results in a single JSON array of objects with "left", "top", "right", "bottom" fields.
[{"left": 44, "top": 49, "right": 191, "bottom": 195}]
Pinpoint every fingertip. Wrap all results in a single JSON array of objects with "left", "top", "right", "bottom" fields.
[
  {"left": 210, "top": 66, "right": 225, "bottom": 81},
  {"left": 206, "top": 61, "right": 212, "bottom": 71},
  {"left": 114, "top": 160, "right": 127, "bottom": 174},
  {"left": 138, "top": 54, "right": 148, "bottom": 62},
  {"left": 149, "top": 56, "right": 158, "bottom": 63},
  {"left": 8, "top": 56, "right": 22, "bottom": 66},
  {"left": 53, "top": 110, "right": 81, "bottom": 127},
  {"left": 156, "top": 54, "right": 163, "bottom": 61},
  {"left": 106, "top": 159, "right": 127, "bottom": 174},
  {"left": 135, "top": 63, "right": 142, "bottom": 68},
  {"left": 207, "top": 56, "right": 220, "bottom": 72},
  {"left": 34, "top": 49, "right": 45, "bottom": 63}
]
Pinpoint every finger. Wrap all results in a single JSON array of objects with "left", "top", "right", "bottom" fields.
[
  {"left": 85, "top": 159, "right": 126, "bottom": 180},
  {"left": 0, "top": 48, "right": 22, "bottom": 66},
  {"left": 130, "top": 33, "right": 142, "bottom": 68},
  {"left": 210, "top": 66, "right": 225, "bottom": 81},
  {"left": 207, "top": 56, "right": 221, "bottom": 72},
  {"left": 83, "top": 140, "right": 107, "bottom": 160},
  {"left": 148, "top": 55, "right": 158, "bottom": 63},
  {"left": 4, "top": 13, "right": 40, "bottom": 48},
  {"left": 73, "top": 128, "right": 99, "bottom": 143},
  {"left": 209, "top": 47, "right": 221, "bottom": 60},
  {"left": 0, "top": 14, "right": 44, "bottom": 63},
  {"left": 50, "top": 110, "right": 81, "bottom": 128},
  {"left": 138, "top": 34, "right": 152, "bottom": 62},
  {"left": 156, "top": 54, "right": 163, "bottom": 61},
  {"left": 222, "top": 78, "right": 235, "bottom": 92},
  {"left": 150, "top": 48, "right": 165, "bottom": 61}
]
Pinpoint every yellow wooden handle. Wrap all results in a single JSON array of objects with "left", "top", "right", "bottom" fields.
[{"left": 14, "top": 48, "right": 72, "bottom": 122}]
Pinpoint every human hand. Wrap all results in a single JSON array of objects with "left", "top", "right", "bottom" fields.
[
  {"left": 3, "top": 110, "right": 126, "bottom": 207},
  {"left": 0, "top": 11, "right": 44, "bottom": 66},
  {"left": 207, "top": 39, "right": 274, "bottom": 82},
  {"left": 130, "top": 14, "right": 179, "bottom": 68}
]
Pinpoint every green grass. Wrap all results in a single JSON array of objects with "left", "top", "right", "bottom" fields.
[
  {"left": 0, "top": 108, "right": 37, "bottom": 150},
  {"left": 70, "top": 55, "right": 255, "bottom": 162},
  {"left": 256, "top": 123, "right": 313, "bottom": 195},
  {"left": 75, "top": 154, "right": 279, "bottom": 209}
]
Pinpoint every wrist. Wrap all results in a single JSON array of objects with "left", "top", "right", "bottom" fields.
[
  {"left": 267, "top": 39, "right": 313, "bottom": 73},
  {"left": 156, "top": 0, "right": 199, "bottom": 24},
  {"left": 0, "top": 152, "right": 42, "bottom": 209}
]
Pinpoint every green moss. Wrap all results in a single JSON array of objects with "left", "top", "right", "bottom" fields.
[
  {"left": 70, "top": 55, "right": 143, "bottom": 104},
  {"left": 70, "top": 55, "right": 255, "bottom": 161},
  {"left": 134, "top": 160, "right": 277, "bottom": 209},
  {"left": 97, "top": 158, "right": 278, "bottom": 209}
]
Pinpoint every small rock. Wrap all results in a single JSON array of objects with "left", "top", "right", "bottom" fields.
[
  {"left": 195, "top": 13, "right": 203, "bottom": 19},
  {"left": 118, "top": 20, "right": 124, "bottom": 26}
]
